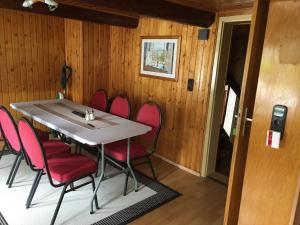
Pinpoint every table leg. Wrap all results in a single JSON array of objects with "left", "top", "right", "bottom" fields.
[
  {"left": 90, "top": 144, "right": 105, "bottom": 214},
  {"left": 127, "top": 138, "right": 138, "bottom": 192}
]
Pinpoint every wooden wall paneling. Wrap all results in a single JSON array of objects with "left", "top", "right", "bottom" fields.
[
  {"left": 126, "top": 28, "right": 135, "bottom": 104},
  {"left": 131, "top": 25, "right": 140, "bottom": 112},
  {"left": 30, "top": 14, "right": 39, "bottom": 102},
  {"left": 82, "top": 22, "right": 89, "bottom": 104},
  {"left": 36, "top": 15, "right": 44, "bottom": 100},
  {"left": 124, "top": 28, "right": 131, "bottom": 98},
  {"left": 0, "top": 8, "right": 65, "bottom": 124},
  {"left": 65, "top": 19, "right": 83, "bottom": 103},
  {"left": 0, "top": 13, "right": 7, "bottom": 108},
  {"left": 10, "top": 11, "right": 21, "bottom": 119},
  {"left": 82, "top": 22, "right": 110, "bottom": 105},
  {"left": 196, "top": 23, "right": 217, "bottom": 172},
  {"left": 171, "top": 23, "right": 188, "bottom": 162},
  {"left": 17, "top": 13, "right": 28, "bottom": 102},
  {"left": 186, "top": 26, "right": 203, "bottom": 169},
  {"left": 87, "top": 22, "right": 95, "bottom": 103},
  {"left": 163, "top": 21, "right": 177, "bottom": 157},
  {"left": 105, "top": 17, "right": 216, "bottom": 171},
  {"left": 189, "top": 31, "right": 205, "bottom": 171},
  {"left": 23, "top": 13, "right": 33, "bottom": 102},
  {"left": 48, "top": 17, "right": 56, "bottom": 98},
  {"left": 41, "top": 14, "right": 49, "bottom": 99},
  {"left": 52, "top": 17, "right": 61, "bottom": 100},
  {"left": 238, "top": 1, "right": 300, "bottom": 225},
  {"left": 177, "top": 25, "right": 194, "bottom": 165},
  {"left": 3, "top": 10, "right": 16, "bottom": 118}
]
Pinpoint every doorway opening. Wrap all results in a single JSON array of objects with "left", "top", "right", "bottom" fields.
[{"left": 202, "top": 16, "right": 251, "bottom": 184}]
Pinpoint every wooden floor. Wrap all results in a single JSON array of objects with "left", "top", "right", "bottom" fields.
[
  {"left": 0, "top": 141, "right": 227, "bottom": 225},
  {"left": 133, "top": 156, "right": 227, "bottom": 225}
]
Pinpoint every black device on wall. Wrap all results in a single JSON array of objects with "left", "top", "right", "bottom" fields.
[
  {"left": 270, "top": 105, "right": 288, "bottom": 139},
  {"left": 187, "top": 79, "right": 194, "bottom": 91},
  {"left": 198, "top": 29, "right": 209, "bottom": 40}
]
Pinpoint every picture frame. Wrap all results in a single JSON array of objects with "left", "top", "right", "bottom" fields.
[{"left": 140, "top": 36, "right": 181, "bottom": 81}]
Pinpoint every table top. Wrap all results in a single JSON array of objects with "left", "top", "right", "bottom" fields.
[{"left": 11, "top": 99, "right": 151, "bottom": 145}]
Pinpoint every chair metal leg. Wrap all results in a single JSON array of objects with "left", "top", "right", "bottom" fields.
[
  {"left": 70, "top": 182, "right": 75, "bottom": 191},
  {"left": 146, "top": 156, "right": 157, "bottom": 180},
  {"left": 6, "top": 154, "right": 20, "bottom": 185},
  {"left": 123, "top": 170, "right": 130, "bottom": 196},
  {"left": 90, "top": 175, "right": 100, "bottom": 209},
  {"left": 127, "top": 138, "right": 138, "bottom": 192},
  {"left": 74, "top": 141, "right": 82, "bottom": 154},
  {"left": 26, "top": 171, "right": 43, "bottom": 209},
  {"left": 8, "top": 155, "right": 22, "bottom": 188},
  {"left": 78, "top": 144, "right": 82, "bottom": 154},
  {"left": 50, "top": 185, "right": 68, "bottom": 225}
]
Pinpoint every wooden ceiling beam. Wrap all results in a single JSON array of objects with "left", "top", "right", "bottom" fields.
[
  {"left": 0, "top": 0, "right": 139, "bottom": 28},
  {"left": 80, "top": 0, "right": 215, "bottom": 27}
]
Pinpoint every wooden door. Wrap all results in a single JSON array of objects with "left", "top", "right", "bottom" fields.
[
  {"left": 237, "top": 1, "right": 300, "bottom": 225},
  {"left": 223, "top": 0, "right": 270, "bottom": 224}
]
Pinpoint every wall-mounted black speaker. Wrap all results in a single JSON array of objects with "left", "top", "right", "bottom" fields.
[
  {"left": 198, "top": 29, "right": 209, "bottom": 40},
  {"left": 187, "top": 79, "right": 194, "bottom": 91}
]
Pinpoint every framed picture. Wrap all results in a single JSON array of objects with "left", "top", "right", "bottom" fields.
[{"left": 140, "top": 36, "right": 181, "bottom": 81}]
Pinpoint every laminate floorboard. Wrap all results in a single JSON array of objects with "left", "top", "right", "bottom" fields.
[{"left": 132, "top": 156, "right": 227, "bottom": 225}]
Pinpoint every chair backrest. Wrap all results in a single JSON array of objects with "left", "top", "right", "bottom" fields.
[
  {"left": 109, "top": 95, "right": 131, "bottom": 119},
  {"left": 89, "top": 89, "right": 108, "bottom": 111},
  {"left": 18, "top": 119, "right": 46, "bottom": 170},
  {"left": 0, "top": 106, "right": 21, "bottom": 152},
  {"left": 136, "top": 101, "right": 162, "bottom": 150}
]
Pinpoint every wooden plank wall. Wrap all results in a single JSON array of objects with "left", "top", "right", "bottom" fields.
[
  {"left": 0, "top": 8, "right": 217, "bottom": 172},
  {"left": 65, "top": 19, "right": 83, "bottom": 103},
  {"left": 82, "top": 22, "right": 110, "bottom": 105},
  {"left": 238, "top": 1, "right": 300, "bottom": 224},
  {"left": 108, "top": 18, "right": 217, "bottom": 172},
  {"left": 0, "top": 8, "right": 65, "bottom": 119}
]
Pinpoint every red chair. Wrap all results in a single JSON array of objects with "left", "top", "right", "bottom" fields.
[
  {"left": 105, "top": 101, "right": 162, "bottom": 195},
  {"left": 0, "top": 106, "right": 50, "bottom": 187},
  {"left": 89, "top": 89, "right": 108, "bottom": 112},
  {"left": 109, "top": 95, "right": 131, "bottom": 119},
  {"left": 18, "top": 118, "right": 99, "bottom": 225},
  {"left": 0, "top": 129, "right": 9, "bottom": 159}
]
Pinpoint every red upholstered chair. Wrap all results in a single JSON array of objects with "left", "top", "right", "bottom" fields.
[
  {"left": 109, "top": 95, "right": 131, "bottom": 119},
  {"left": 0, "top": 129, "right": 9, "bottom": 159},
  {"left": 105, "top": 101, "right": 162, "bottom": 195},
  {"left": 18, "top": 118, "right": 99, "bottom": 225},
  {"left": 0, "top": 106, "right": 68, "bottom": 188},
  {"left": 0, "top": 106, "right": 48, "bottom": 187},
  {"left": 89, "top": 89, "right": 108, "bottom": 112}
]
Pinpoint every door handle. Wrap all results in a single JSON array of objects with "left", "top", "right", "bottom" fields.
[{"left": 241, "top": 107, "right": 252, "bottom": 136}]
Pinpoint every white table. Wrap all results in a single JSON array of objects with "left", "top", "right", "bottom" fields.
[{"left": 10, "top": 99, "right": 151, "bottom": 213}]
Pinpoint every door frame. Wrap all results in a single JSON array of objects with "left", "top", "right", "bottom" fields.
[{"left": 201, "top": 15, "right": 251, "bottom": 178}]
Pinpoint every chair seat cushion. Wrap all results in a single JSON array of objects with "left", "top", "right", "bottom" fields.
[
  {"left": 105, "top": 140, "right": 148, "bottom": 162},
  {"left": 36, "top": 129, "right": 49, "bottom": 141},
  {"left": 47, "top": 155, "right": 97, "bottom": 183},
  {"left": 43, "top": 140, "right": 71, "bottom": 159}
]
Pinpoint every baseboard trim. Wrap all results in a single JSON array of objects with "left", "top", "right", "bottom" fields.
[{"left": 153, "top": 153, "right": 201, "bottom": 177}]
